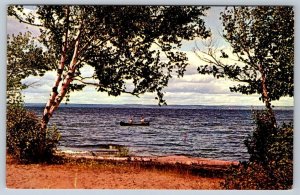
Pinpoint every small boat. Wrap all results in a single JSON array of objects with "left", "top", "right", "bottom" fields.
[{"left": 120, "top": 121, "right": 150, "bottom": 126}]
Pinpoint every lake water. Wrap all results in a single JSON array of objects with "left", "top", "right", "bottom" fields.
[{"left": 26, "top": 104, "right": 293, "bottom": 161}]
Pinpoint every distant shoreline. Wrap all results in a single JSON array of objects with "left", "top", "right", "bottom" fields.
[{"left": 24, "top": 103, "right": 294, "bottom": 110}]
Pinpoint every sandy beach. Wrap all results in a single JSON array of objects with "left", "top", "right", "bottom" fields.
[{"left": 6, "top": 155, "right": 235, "bottom": 189}]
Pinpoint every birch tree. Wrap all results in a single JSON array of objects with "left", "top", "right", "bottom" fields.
[
  {"left": 9, "top": 5, "right": 211, "bottom": 130},
  {"left": 195, "top": 6, "right": 294, "bottom": 123}
]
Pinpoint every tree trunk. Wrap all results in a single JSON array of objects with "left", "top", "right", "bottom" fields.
[
  {"left": 41, "top": 7, "right": 70, "bottom": 131},
  {"left": 40, "top": 8, "right": 86, "bottom": 132},
  {"left": 49, "top": 37, "right": 81, "bottom": 115},
  {"left": 258, "top": 63, "right": 277, "bottom": 127},
  {"left": 41, "top": 38, "right": 80, "bottom": 130}
]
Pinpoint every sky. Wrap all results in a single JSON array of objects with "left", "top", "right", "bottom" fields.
[{"left": 6, "top": 6, "right": 294, "bottom": 106}]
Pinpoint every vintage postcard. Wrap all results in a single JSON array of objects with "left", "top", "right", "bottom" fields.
[{"left": 6, "top": 5, "right": 293, "bottom": 189}]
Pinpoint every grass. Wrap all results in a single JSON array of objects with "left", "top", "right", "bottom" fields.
[{"left": 51, "top": 155, "right": 231, "bottom": 179}]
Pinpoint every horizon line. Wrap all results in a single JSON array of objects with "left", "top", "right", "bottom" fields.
[{"left": 24, "top": 102, "right": 294, "bottom": 107}]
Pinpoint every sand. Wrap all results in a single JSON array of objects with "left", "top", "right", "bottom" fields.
[{"left": 6, "top": 155, "right": 229, "bottom": 189}]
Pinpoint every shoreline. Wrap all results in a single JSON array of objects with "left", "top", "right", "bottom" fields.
[
  {"left": 6, "top": 153, "right": 237, "bottom": 189},
  {"left": 55, "top": 149, "right": 239, "bottom": 167}
]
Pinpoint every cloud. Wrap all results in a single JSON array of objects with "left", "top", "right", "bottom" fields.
[
  {"left": 22, "top": 68, "right": 293, "bottom": 107},
  {"left": 166, "top": 91, "right": 258, "bottom": 106},
  {"left": 163, "top": 92, "right": 293, "bottom": 106},
  {"left": 166, "top": 74, "right": 233, "bottom": 94},
  {"left": 22, "top": 71, "right": 55, "bottom": 87},
  {"left": 172, "top": 74, "right": 215, "bottom": 83}
]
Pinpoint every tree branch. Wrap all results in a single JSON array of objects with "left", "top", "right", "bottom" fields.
[
  {"left": 122, "top": 90, "right": 140, "bottom": 97},
  {"left": 14, "top": 15, "right": 43, "bottom": 27},
  {"left": 22, "top": 80, "right": 43, "bottom": 88},
  {"left": 74, "top": 77, "right": 140, "bottom": 97},
  {"left": 73, "top": 78, "right": 103, "bottom": 87}
]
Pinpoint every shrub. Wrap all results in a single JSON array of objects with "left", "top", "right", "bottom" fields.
[
  {"left": 244, "top": 110, "right": 278, "bottom": 164},
  {"left": 222, "top": 110, "right": 293, "bottom": 190},
  {"left": 6, "top": 105, "right": 60, "bottom": 163},
  {"left": 116, "top": 145, "right": 130, "bottom": 157}
]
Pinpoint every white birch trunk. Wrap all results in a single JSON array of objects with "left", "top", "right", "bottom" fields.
[{"left": 40, "top": 7, "right": 86, "bottom": 130}]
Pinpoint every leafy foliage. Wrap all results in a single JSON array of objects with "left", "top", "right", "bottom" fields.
[
  {"left": 244, "top": 110, "right": 278, "bottom": 164},
  {"left": 7, "top": 32, "right": 56, "bottom": 105},
  {"left": 9, "top": 5, "right": 211, "bottom": 105},
  {"left": 197, "top": 6, "right": 294, "bottom": 103},
  {"left": 222, "top": 110, "right": 293, "bottom": 189},
  {"left": 6, "top": 31, "right": 59, "bottom": 163},
  {"left": 6, "top": 106, "right": 60, "bottom": 163}
]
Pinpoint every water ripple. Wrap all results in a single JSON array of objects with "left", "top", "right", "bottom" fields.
[{"left": 27, "top": 105, "right": 293, "bottom": 161}]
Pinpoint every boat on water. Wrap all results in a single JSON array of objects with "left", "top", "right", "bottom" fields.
[{"left": 120, "top": 121, "right": 150, "bottom": 126}]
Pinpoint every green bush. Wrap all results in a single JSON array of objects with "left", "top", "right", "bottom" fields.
[
  {"left": 244, "top": 110, "right": 278, "bottom": 164},
  {"left": 222, "top": 110, "right": 293, "bottom": 190},
  {"left": 6, "top": 105, "right": 60, "bottom": 163}
]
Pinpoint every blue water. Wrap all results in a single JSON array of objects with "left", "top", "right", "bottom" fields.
[{"left": 26, "top": 104, "right": 293, "bottom": 161}]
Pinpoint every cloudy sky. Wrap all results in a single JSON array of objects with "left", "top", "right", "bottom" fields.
[{"left": 6, "top": 6, "right": 293, "bottom": 106}]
